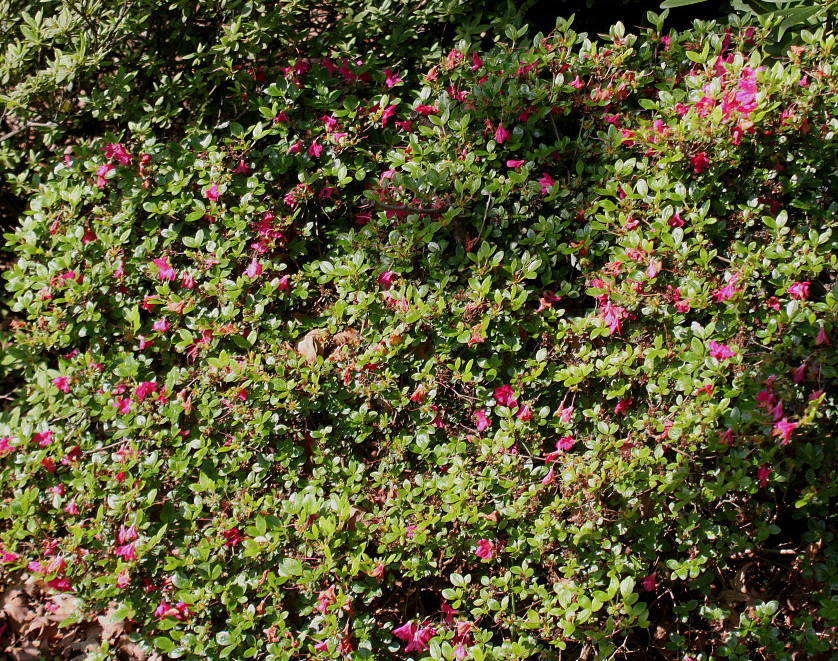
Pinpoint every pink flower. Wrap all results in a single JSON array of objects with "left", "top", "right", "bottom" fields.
[
  {"left": 690, "top": 152, "right": 710, "bottom": 174},
  {"left": 787, "top": 281, "right": 810, "bottom": 300},
  {"left": 415, "top": 104, "right": 438, "bottom": 116},
  {"left": 118, "top": 524, "right": 138, "bottom": 544},
  {"left": 114, "top": 397, "right": 131, "bottom": 415},
  {"left": 475, "top": 539, "right": 495, "bottom": 560},
  {"left": 641, "top": 573, "right": 657, "bottom": 591},
  {"left": 383, "top": 69, "right": 402, "bottom": 88},
  {"left": 556, "top": 435, "right": 575, "bottom": 451},
  {"left": 471, "top": 52, "right": 483, "bottom": 71},
  {"left": 370, "top": 563, "right": 385, "bottom": 579},
  {"left": 474, "top": 409, "right": 490, "bottom": 432},
  {"left": 494, "top": 123, "right": 511, "bottom": 144},
  {"left": 314, "top": 640, "right": 329, "bottom": 653},
  {"left": 494, "top": 385, "right": 518, "bottom": 408},
  {"left": 103, "top": 143, "right": 132, "bottom": 166},
  {"left": 82, "top": 227, "right": 97, "bottom": 244},
  {"left": 63, "top": 499, "right": 79, "bottom": 515},
  {"left": 377, "top": 271, "right": 396, "bottom": 286},
  {"left": 152, "top": 318, "right": 169, "bottom": 333},
  {"left": 137, "top": 335, "right": 153, "bottom": 350},
  {"left": 790, "top": 363, "right": 806, "bottom": 384},
  {"left": 52, "top": 376, "right": 70, "bottom": 393},
  {"left": 541, "top": 465, "right": 555, "bottom": 485},
  {"left": 277, "top": 275, "right": 291, "bottom": 292},
  {"left": 538, "top": 173, "right": 555, "bottom": 195},
  {"left": 506, "top": 159, "right": 525, "bottom": 168},
  {"left": 244, "top": 257, "right": 263, "bottom": 279},
  {"left": 772, "top": 418, "right": 797, "bottom": 445},
  {"left": 205, "top": 183, "right": 221, "bottom": 202},
  {"left": 152, "top": 257, "right": 175, "bottom": 282},
  {"left": 569, "top": 75, "right": 584, "bottom": 89},
  {"left": 711, "top": 278, "right": 741, "bottom": 303},
  {"left": 135, "top": 381, "right": 158, "bottom": 402},
  {"left": 516, "top": 405, "right": 532, "bottom": 421},
  {"left": 707, "top": 340, "right": 735, "bottom": 360},
  {"left": 757, "top": 465, "right": 771, "bottom": 487},
  {"left": 115, "top": 542, "right": 137, "bottom": 562},
  {"left": 668, "top": 211, "right": 685, "bottom": 228},
  {"left": 232, "top": 159, "right": 250, "bottom": 175},
  {"left": 287, "top": 140, "right": 302, "bottom": 155}
]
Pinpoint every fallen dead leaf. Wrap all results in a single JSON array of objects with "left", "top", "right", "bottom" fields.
[{"left": 296, "top": 328, "right": 329, "bottom": 364}]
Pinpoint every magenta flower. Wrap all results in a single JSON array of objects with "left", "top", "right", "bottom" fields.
[
  {"left": 244, "top": 257, "right": 263, "bottom": 280},
  {"left": 415, "top": 104, "right": 438, "bottom": 116},
  {"left": 308, "top": 141, "right": 323, "bottom": 158},
  {"left": 52, "top": 376, "right": 70, "bottom": 393},
  {"left": 790, "top": 363, "right": 806, "bottom": 384},
  {"left": 816, "top": 326, "right": 830, "bottom": 346},
  {"left": 787, "top": 281, "right": 810, "bottom": 300},
  {"left": 471, "top": 52, "right": 483, "bottom": 71},
  {"left": 614, "top": 397, "right": 633, "bottom": 415},
  {"left": 557, "top": 435, "right": 575, "bottom": 451},
  {"left": 506, "top": 159, "right": 525, "bottom": 168},
  {"left": 232, "top": 159, "right": 250, "bottom": 175},
  {"left": 538, "top": 173, "right": 555, "bottom": 195},
  {"left": 152, "top": 257, "right": 176, "bottom": 282},
  {"left": 690, "top": 152, "right": 710, "bottom": 173},
  {"left": 475, "top": 539, "right": 495, "bottom": 560},
  {"left": 707, "top": 340, "right": 735, "bottom": 360},
  {"left": 494, "top": 123, "right": 511, "bottom": 144},
  {"left": 63, "top": 499, "right": 79, "bottom": 515},
  {"left": 0, "top": 437, "right": 15, "bottom": 457},
  {"left": 95, "top": 162, "right": 114, "bottom": 189},
  {"left": 668, "top": 211, "right": 685, "bottom": 228},
  {"left": 205, "top": 183, "right": 221, "bottom": 202},
  {"left": 381, "top": 104, "right": 398, "bottom": 126},
  {"left": 383, "top": 69, "right": 402, "bottom": 88},
  {"left": 474, "top": 409, "right": 490, "bottom": 432},
  {"left": 757, "top": 465, "right": 771, "bottom": 487},
  {"left": 103, "top": 143, "right": 132, "bottom": 166},
  {"left": 114, "top": 397, "right": 131, "bottom": 415},
  {"left": 1, "top": 551, "right": 19, "bottom": 563},
  {"left": 569, "top": 75, "right": 584, "bottom": 89},
  {"left": 32, "top": 431, "right": 53, "bottom": 447},
  {"left": 277, "top": 275, "right": 291, "bottom": 292},
  {"left": 772, "top": 418, "right": 797, "bottom": 445},
  {"left": 494, "top": 384, "right": 518, "bottom": 408},
  {"left": 377, "top": 270, "right": 396, "bottom": 286},
  {"left": 287, "top": 140, "right": 302, "bottom": 155},
  {"left": 152, "top": 318, "right": 169, "bottom": 333},
  {"left": 641, "top": 573, "right": 657, "bottom": 591}
]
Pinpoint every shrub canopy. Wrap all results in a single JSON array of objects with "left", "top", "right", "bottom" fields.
[{"left": 1, "top": 4, "right": 837, "bottom": 661}]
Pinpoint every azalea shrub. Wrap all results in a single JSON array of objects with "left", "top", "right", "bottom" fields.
[{"left": 2, "top": 8, "right": 838, "bottom": 661}]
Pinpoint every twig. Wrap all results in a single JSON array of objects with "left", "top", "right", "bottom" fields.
[
  {"left": 0, "top": 117, "right": 56, "bottom": 142},
  {"left": 368, "top": 201, "right": 448, "bottom": 215}
]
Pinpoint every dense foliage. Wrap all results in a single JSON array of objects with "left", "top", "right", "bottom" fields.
[{"left": 1, "top": 2, "right": 837, "bottom": 660}]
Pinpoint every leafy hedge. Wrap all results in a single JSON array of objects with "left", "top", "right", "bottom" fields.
[{"left": 2, "top": 7, "right": 838, "bottom": 661}]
